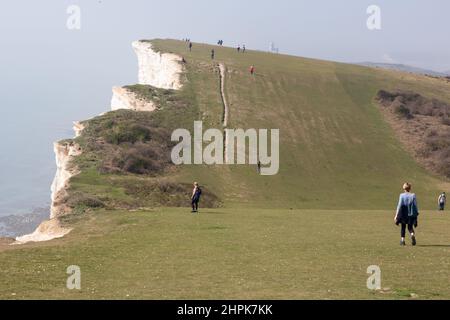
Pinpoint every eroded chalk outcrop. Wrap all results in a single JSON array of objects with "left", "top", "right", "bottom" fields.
[
  {"left": 73, "top": 121, "right": 85, "bottom": 138},
  {"left": 14, "top": 218, "right": 71, "bottom": 244},
  {"left": 15, "top": 142, "right": 81, "bottom": 244},
  {"left": 50, "top": 142, "right": 82, "bottom": 218},
  {"left": 111, "top": 86, "right": 157, "bottom": 112},
  {"left": 110, "top": 41, "right": 183, "bottom": 112},
  {"left": 132, "top": 40, "right": 184, "bottom": 90}
]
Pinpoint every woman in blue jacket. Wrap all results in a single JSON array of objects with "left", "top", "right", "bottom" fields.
[
  {"left": 191, "top": 182, "right": 202, "bottom": 213},
  {"left": 394, "top": 183, "right": 419, "bottom": 246}
]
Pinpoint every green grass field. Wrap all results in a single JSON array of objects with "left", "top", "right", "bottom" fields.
[
  {"left": 1, "top": 39, "right": 450, "bottom": 299},
  {"left": 1, "top": 208, "right": 449, "bottom": 299},
  {"left": 148, "top": 39, "right": 450, "bottom": 210}
]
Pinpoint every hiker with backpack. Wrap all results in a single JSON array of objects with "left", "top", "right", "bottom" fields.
[
  {"left": 191, "top": 182, "right": 202, "bottom": 213},
  {"left": 394, "top": 183, "right": 419, "bottom": 246},
  {"left": 438, "top": 192, "right": 446, "bottom": 211}
]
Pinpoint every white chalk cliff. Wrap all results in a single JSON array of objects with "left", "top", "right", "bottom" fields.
[
  {"left": 109, "top": 41, "right": 184, "bottom": 112},
  {"left": 73, "top": 121, "right": 85, "bottom": 138},
  {"left": 15, "top": 142, "right": 81, "bottom": 244},
  {"left": 15, "top": 40, "right": 183, "bottom": 244},
  {"left": 49, "top": 142, "right": 82, "bottom": 219},
  {"left": 132, "top": 40, "right": 184, "bottom": 90},
  {"left": 111, "top": 86, "right": 157, "bottom": 112}
]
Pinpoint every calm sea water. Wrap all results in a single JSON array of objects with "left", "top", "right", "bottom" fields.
[{"left": 0, "top": 3, "right": 138, "bottom": 234}]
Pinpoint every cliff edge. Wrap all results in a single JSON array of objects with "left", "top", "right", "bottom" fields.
[{"left": 15, "top": 40, "right": 184, "bottom": 244}]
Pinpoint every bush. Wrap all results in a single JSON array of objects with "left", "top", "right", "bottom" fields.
[
  {"left": 435, "top": 151, "right": 450, "bottom": 178},
  {"left": 376, "top": 90, "right": 450, "bottom": 178},
  {"left": 105, "top": 124, "right": 152, "bottom": 145},
  {"left": 106, "top": 142, "right": 172, "bottom": 175},
  {"left": 394, "top": 104, "right": 413, "bottom": 119},
  {"left": 377, "top": 90, "right": 450, "bottom": 118},
  {"left": 78, "top": 110, "right": 175, "bottom": 176},
  {"left": 66, "top": 193, "right": 105, "bottom": 209},
  {"left": 441, "top": 117, "right": 450, "bottom": 126},
  {"left": 426, "top": 129, "right": 437, "bottom": 137}
]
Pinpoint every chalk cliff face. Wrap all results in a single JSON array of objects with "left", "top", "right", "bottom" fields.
[
  {"left": 15, "top": 40, "right": 183, "bottom": 244},
  {"left": 111, "top": 86, "right": 157, "bottom": 112},
  {"left": 50, "top": 142, "right": 82, "bottom": 218},
  {"left": 15, "top": 142, "right": 81, "bottom": 244},
  {"left": 132, "top": 40, "right": 184, "bottom": 90},
  {"left": 73, "top": 121, "right": 85, "bottom": 138},
  {"left": 14, "top": 218, "right": 71, "bottom": 244}
]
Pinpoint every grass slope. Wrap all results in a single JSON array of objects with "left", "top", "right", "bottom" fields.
[
  {"left": 150, "top": 39, "right": 449, "bottom": 209},
  {"left": 1, "top": 208, "right": 450, "bottom": 299}
]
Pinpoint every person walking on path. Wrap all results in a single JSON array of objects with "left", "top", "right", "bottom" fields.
[
  {"left": 243, "top": 45, "right": 246, "bottom": 53},
  {"left": 237, "top": 45, "right": 241, "bottom": 53},
  {"left": 394, "top": 183, "right": 419, "bottom": 246},
  {"left": 191, "top": 182, "right": 202, "bottom": 213},
  {"left": 249, "top": 65, "right": 255, "bottom": 75},
  {"left": 189, "top": 42, "right": 193, "bottom": 52},
  {"left": 438, "top": 192, "right": 446, "bottom": 211}
]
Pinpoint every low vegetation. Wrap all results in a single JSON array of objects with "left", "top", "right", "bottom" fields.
[
  {"left": 376, "top": 90, "right": 450, "bottom": 178},
  {"left": 56, "top": 84, "right": 221, "bottom": 213},
  {"left": 377, "top": 90, "right": 450, "bottom": 120},
  {"left": 123, "top": 84, "right": 186, "bottom": 110}
]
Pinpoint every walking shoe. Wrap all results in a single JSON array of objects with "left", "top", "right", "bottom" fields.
[
  {"left": 411, "top": 236, "right": 417, "bottom": 246},
  {"left": 400, "top": 240, "right": 406, "bottom": 246}
]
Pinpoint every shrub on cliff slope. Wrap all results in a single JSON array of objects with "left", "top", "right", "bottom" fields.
[
  {"left": 76, "top": 109, "right": 175, "bottom": 175},
  {"left": 104, "top": 124, "right": 152, "bottom": 145},
  {"left": 376, "top": 90, "right": 450, "bottom": 178},
  {"left": 64, "top": 82, "right": 221, "bottom": 211},
  {"left": 377, "top": 90, "right": 450, "bottom": 119},
  {"left": 66, "top": 192, "right": 106, "bottom": 213}
]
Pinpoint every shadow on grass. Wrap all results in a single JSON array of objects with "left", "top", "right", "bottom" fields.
[
  {"left": 417, "top": 245, "right": 450, "bottom": 248},
  {"left": 199, "top": 211, "right": 231, "bottom": 215}
]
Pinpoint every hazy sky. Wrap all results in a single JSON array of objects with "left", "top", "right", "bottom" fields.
[
  {"left": 1, "top": 0, "right": 449, "bottom": 72},
  {"left": 0, "top": 0, "right": 449, "bottom": 217}
]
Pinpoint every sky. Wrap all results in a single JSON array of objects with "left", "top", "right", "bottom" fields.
[
  {"left": 0, "top": 0, "right": 449, "bottom": 217},
  {"left": 1, "top": 0, "right": 449, "bottom": 72}
]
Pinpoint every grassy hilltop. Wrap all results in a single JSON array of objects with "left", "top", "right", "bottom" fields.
[
  {"left": 61, "top": 39, "right": 450, "bottom": 211},
  {"left": 1, "top": 39, "right": 450, "bottom": 299}
]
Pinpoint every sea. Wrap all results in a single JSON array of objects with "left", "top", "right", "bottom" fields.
[{"left": 0, "top": 3, "right": 139, "bottom": 237}]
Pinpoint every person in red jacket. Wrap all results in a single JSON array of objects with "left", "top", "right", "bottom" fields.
[{"left": 250, "top": 65, "right": 255, "bottom": 75}]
